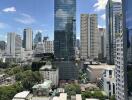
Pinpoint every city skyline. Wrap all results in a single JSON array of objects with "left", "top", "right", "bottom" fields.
[{"left": 0, "top": 0, "right": 121, "bottom": 41}]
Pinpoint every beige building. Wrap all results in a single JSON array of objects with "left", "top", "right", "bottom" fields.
[
  {"left": 80, "top": 14, "right": 98, "bottom": 60},
  {"left": 86, "top": 64, "right": 115, "bottom": 82}
]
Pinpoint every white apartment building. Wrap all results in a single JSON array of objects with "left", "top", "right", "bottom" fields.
[
  {"left": 115, "top": 36, "right": 125, "bottom": 100},
  {"left": 23, "top": 28, "right": 33, "bottom": 51},
  {"left": 102, "top": 67, "right": 116, "bottom": 97},
  {"left": 7, "top": 33, "right": 22, "bottom": 58},
  {"left": 35, "top": 41, "right": 54, "bottom": 54},
  {"left": 44, "top": 40, "right": 54, "bottom": 54},
  {"left": 80, "top": 14, "right": 98, "bottom": 60},
  {"left": 39, "top": 63, "right": 59, "bottom": 86}
]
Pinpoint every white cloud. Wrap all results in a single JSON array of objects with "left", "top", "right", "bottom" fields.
[
  {"left": 93, "top": 0, "right": 107, "bottom": 11},
  {"left": 98, "top": 25, "right": 106, "bottom": 28},
  {"left": 0, "top": 22, "right": 8, "bottom": 29},
  {"left": 2, "top": 7, "right": 16, "bottom": 12},
  {"left": 93, "top": 0, "right": 121, "bottom": 11},
  {"left": 101, "top": 14, "right": 106, "bottom": 20},
  {"left": 56, "top": 9, "right": 69, "bottom": 18},
  {"left": 15, "top": 13, "right": 35, "bottom": 25}
]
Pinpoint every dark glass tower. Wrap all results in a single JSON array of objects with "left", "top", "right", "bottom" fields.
[
  {"left": 106, "top": 0, "right": 122, "bottom": 64},
  {"left": 122, "top": 0, "right": 132, "bottom": 99},
  {"left": 54, "top": 0, "right": 76, "bottom": 61}
]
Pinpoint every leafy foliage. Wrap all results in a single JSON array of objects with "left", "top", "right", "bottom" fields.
[
  {"left": 82, "top": 90, "right": 108, "bottom": 100},
  {"left": 65, "top": 84, "right": 81, "bottom": 97},
  {"left": 0, "top": 82, "right": 23, "bottom": 100}
]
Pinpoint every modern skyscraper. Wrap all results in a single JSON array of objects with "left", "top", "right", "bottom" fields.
[
  {"left": 34, "top": 31, "right": 42, "bottom": 45},
  {"left": 121, "top": 0, "right": 132, "bottom": 99},
  {"left": 54, "top": 0, "right": 78, "bottom": 81},
  {"left": 54, "top": 0, "right": 76, "bottom": 60},
  {"left": 80, "top": 14, "right": 98, "bottom": 60},
  {"left": 106, "top": 0, "right": 122, "bottom": 64},
  {"left": 7, "top": 33, "right": 22, "bottom": 57},
  {"left": 23, "top": 28, "right": 33, "bottom": 51},
  {"left": 98, "top": 28, "right": 106, "bottom": 60}
]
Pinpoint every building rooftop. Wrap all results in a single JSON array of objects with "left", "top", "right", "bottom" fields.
[
  {"left": 40, "top": 64, "right": 52, "bottom": 70},
  {"left": 13, "top": 91, "right": 30, "bottom": 99},
  {"left": 53, "top": 93, "right": 67, "bottom": 100},
  {"left": 88, "top": 64, "right": 115, "bottom": 70},
  {"left": 32, "top": 80, "right": 52, "bottom": 89},
  {"left": 76, "top": 94, "right": 82, "bottom": 100}
]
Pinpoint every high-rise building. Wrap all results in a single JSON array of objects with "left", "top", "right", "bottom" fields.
[
  {"left": 119, "top": 0, "right": 132, "bottom": 99},
  {"left": 23, "top": 28, "right": 33, "bottom": 51},
  {"left": 106, "top": 0, "right": 122, "bottom": 64},
  {"left": 115, "top": 36, "right": 125, "bottom": 100},
  {"left": 7, "top": 33, "right": 22, "bottom": 57},
  {"left": 54, "top": 0, "right": 76, "bottom": 60},
  {"left": 0, "top": 41, "right": 6, "bottom": 51},
  {"left": 80, "top": 14, "right": 98, "bottom": 60},
  {"left": 54, "top": 0, "right": 78, "bottom": 81},
  {"left": 34, "top": 31, "right": 42, "bottom": 45},
  {"left": 7, "top": 32, "right": 16, "bottom": 57},
  {"left": 98, "top": 28, "right": 106, "bottom": 60}
]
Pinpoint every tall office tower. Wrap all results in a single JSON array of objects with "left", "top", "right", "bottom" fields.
[
  {"left": 80, "top": 14, "right": 98, "bottom": 60},
  {"left": 0, "top": 41, "right": 6, "bottom": 51},
  {"left": 54, "top": 0, "right": 76, "bottom": 60},
  {"left": 54, "top": 0, "right": 78, "bottom": 81},
  {"left": 7, "top": 33, "right": 22, "bottom": 57},
  {"left": 34, "top": 31, "right": 42, "bottom": 45},
  {"left": 7, "top": 32, "right": 16, "bottom": 57},
  {"left": 98, "top": 28, "right": 106, "bottom": 60},
  {"left": 23, "top": 28, "right": 33, "bottom": 51},
  {"left": 106, "top": 0, "right": 122, "bottom": 64},
  {"left": 120, "top": 0, "right": 132, "bottom": 99}
]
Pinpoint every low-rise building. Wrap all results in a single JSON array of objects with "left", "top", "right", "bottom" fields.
[
  {"left": 86, "top": 64, "right": 115, "bottom": 82},
  {"left": 39, "top": 62, "right": 59, "bottom": 86},
  {"left": 32, "top": 80, "right": 52, "bottom": 96},
  {"left": 12, "top": 91, "right": 31, "bottom": 100},
  {"left": 53, "top": 93, "right": 67, "bottom": 100},
  {"left": 102, "top": 67, "right": 116, "bottom": 97}
]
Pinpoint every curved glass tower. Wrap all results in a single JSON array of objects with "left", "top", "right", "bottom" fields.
[{"left": 54, "top": 0, "right": 76, "bottom": 61}]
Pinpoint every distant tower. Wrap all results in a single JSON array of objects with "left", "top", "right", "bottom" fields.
[
  {"left": 80, "top": 14, "right": 98, "bottom": 60},
  {"left": 23, "top": 28, "right": 33, "bottom": 51},
  {"left": 7, "top": 32, "right": 22, "bottom": 57},
  {"left": 34, "top": 31, "right": 42, "bottom": 45}
]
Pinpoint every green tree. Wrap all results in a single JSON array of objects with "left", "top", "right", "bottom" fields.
[{"left": 65, "top": 84, "right": 81, "bottom": 97}]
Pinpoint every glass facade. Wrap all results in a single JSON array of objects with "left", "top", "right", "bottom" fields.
[
  {"left": 106, "top": 0, "right": 122, "bottom": 64},
  {"left": 54, "top": 0, "right": 76, "bottom": 60},
  {"left": 123, "top": 0, "right": 132, "bottom": 99}
]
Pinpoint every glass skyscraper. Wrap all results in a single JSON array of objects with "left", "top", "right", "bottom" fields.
[
  {"left": 106, "top": 0, "right": 122, "bottom": 64},
  {"left": 122, "top": 0, "right": 132, "bottom": 99},
  {"left": 54, "top": 0, "right": 76, "bottom": 60}
]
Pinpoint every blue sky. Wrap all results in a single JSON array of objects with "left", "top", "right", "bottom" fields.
[{"left": 0, "top": 0, "right": 121, "bottom": 41}]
